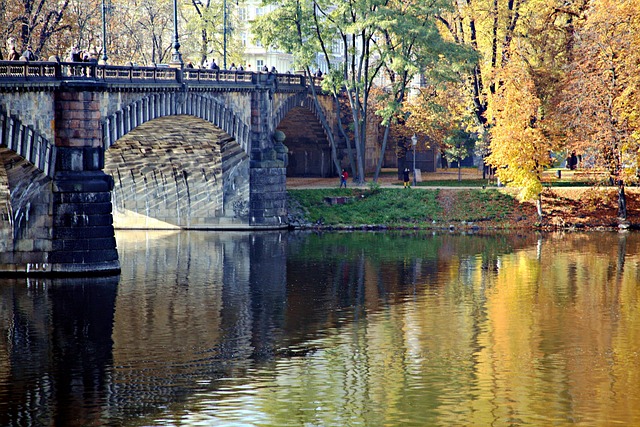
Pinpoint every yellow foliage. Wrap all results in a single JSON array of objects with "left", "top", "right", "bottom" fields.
[{"left": 487, "top": 56, "right": 552, "bottom": 202}]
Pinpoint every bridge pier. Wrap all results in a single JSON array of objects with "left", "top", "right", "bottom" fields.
[
  {"left": 50, "top": 89, "right": 120, "bottom": 275},
  {"left": 249, "top": 89, "right": 288, "bottom": 227}
]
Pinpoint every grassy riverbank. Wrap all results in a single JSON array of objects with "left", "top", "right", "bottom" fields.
[
  {"left": 287, "top": 185, "right": 640, "bottom": 230},
  {"left": 287, "top": 187, "right": 535, "bottom": 229}
]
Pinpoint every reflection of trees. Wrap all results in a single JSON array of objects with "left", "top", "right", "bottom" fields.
[{"left": 258, "top": 231, "right": 640, "bottom": 425}]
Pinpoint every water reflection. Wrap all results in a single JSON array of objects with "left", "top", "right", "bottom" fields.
[
  {"left": 0, "top": 276, "right": 118, "bottom": 426},
  {"left": 1, "top": 231, "right": 640, "bottom": 426}
]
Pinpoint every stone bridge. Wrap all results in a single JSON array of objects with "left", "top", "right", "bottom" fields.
[{"left": 0, "top": 61, "right": 338, "bottom": 275}]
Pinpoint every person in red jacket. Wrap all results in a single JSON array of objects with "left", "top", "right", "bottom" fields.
[{"left": 340, "top": 169, "right": 348, "bottom": 188}]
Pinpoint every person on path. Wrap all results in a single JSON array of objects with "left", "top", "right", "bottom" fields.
[
  {"left": 340, "top": 169, "right": 348, "bottom": 188},
  {"left": 403, "top": 168, "right": 411, "bottom": 188},
  {"left": 567, "top": 151, "right": 578, "bottom": 170}
]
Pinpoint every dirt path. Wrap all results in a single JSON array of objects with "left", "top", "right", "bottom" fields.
[{"left": 286, "top": 168, "right": 485, "bottom": 189}]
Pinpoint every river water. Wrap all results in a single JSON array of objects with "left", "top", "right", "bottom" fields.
[{"left": 1, "top": 230, "right": 639, "bottom": 426}]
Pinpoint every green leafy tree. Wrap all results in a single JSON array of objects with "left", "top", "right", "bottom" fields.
[
  {"left": 255, "top": 0, "right": 473, "bottom": 183},
  {"left": 372, "top": 0, "right": 476, "bottom": 182}
]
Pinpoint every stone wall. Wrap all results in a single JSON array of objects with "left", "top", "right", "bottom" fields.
[{"left": 1, "top": 91, "right": 56, "bottom": 142}]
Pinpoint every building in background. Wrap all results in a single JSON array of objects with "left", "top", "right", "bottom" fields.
[
  {"left": 237, "top": 0, "right": 341, "bottom": 74},
  {"left": 238, "top": 0, "right": 294, "bottom": 72}
]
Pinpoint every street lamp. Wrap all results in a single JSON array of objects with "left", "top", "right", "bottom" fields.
[
  {"left": 170, "top": 0, "right": 183, "bottom": 67},
  {"left": 101, "top": 0, "right": 108, "bottom": 64},
  {"left": 223, "top": 0, "right": 227, "bottom": 69},
  {"left": 411, "top": 134, "right": 418, "bottom": 187}
]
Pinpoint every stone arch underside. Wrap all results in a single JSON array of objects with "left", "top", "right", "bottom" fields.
[
  {"left": 104, "top": 115, "right": 250, "bottom": 230},
  {"left": 0, "top": 148, "right": 53, "bottom": 269},
  {"left": 102, "top": 92, "right": 251, "bottom": 157},
  {"left": 277, "top": 106, "right": 333, "bottom": 177}
]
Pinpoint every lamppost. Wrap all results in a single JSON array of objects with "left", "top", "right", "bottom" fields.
[
  {"left": 223, "top": 0, "right": 227, "bottom": 69},
  {"left": 101, "top": 0, "right": 108, "bottom": 64},
  {"left": 411, "top": 134, "right": 418, "bottom": 187},
  {"left": 170, "top": 0, "right": 183, "bottom": 67}
]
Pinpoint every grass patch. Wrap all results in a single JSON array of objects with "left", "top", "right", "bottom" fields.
[
  {"left": 288, "top": 188, "right": 441, "bottom": 225},
  {"left": 443, "top": 189, "right": 516, "bottom": 221},
  {"left": 288, "top": 187, "right": 521, "bottom": 226}
]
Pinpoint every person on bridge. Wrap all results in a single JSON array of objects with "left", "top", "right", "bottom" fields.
[
  {"left": 68, "top": 46, "right": 81, "bottom": 62},
  {"left": 209, "top": 59, "right": 219, "bottom": 70},
  {"left": 21, "top": 46, "right": 35, "bottom": 61},
  {"left": 7, "top": 46, "right": 19, "bottom": 61},
  {"left": 340, "top": 169, "right": 348, "bottom": 188}
]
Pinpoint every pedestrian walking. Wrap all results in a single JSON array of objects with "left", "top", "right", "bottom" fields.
[
  {"left": 403, "top": 168, "right": 411, "bottom": 188},
  {"left": 340, "top": 169, "right": 348, "bottom": 188}
]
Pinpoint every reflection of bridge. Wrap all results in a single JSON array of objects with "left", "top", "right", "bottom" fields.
[{"left": 0, "top": 61, "right": 336, "bottom": 275}]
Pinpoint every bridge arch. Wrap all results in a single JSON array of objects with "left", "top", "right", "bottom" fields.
[
  {"left": 102, "top": 92, "right": 251, "bottom": 155},
  {"left": 0, "top": 108, "right": 57, "bottom": 178},
  {"left": 1, "top": 64, "right": 337, "bottom": 274},
  {"left": 104, "top": 115, "right": 250, "bottom": 229},
  {"left": 272, "top": 93, "right": 340, "bottom": 177}
]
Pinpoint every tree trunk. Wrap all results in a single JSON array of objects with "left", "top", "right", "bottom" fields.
[
  {"left": 618, "top": 182, "right": 627, "bottom": 220},
  {"left": 373, "top": 124, "right": 390, "bottom": 182},
  {"left": 335, "top": 98, "right": 356, "bottom": 177},
  {"left": 536, "top": 196, "right": 543, "bottom": 221}
]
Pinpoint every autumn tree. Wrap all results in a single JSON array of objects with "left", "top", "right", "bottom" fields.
[
  {"left": 405, "top": 81, "right": 477, "bottom": 180},
  {"left": 486, "top": 55, "right": 552, "bottom": 218},
  {"left": 1, "top": 0, "right": 70, "bottom": 59},
  {"left": 552, "top": 0, "right": 640, "bottom": 220},
  {"left": 435, "top": 0, "right": 588, "bottom": 178}
]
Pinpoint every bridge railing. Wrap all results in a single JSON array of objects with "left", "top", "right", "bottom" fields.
[
  {"left": 183, "top": 68, "right": 254, "bottom": 84},
  {"left": 0, "top": 61, "right": 59, "bottom": 80},
  {"left": 0, "top": 61, "right": 181, "bottom": 83},
  {"left": 0, "top": 61, "right": 322, "bottom": 91}
]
